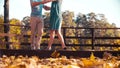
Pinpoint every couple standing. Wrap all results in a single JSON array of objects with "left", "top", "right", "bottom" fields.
[{"left": 30, "top": 0, "right": 67, "bottom": 50}]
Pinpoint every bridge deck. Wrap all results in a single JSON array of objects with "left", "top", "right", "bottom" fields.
[{"left": 0, "top": 49, "right": 119, "bottom": 58}]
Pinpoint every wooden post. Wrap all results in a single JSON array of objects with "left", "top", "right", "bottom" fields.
[
  {"left": 4, "top": 0, "right": 10, "bottom": 49},
  {"left": 91, "top": 28, "right": 95, "bottom": 50}
]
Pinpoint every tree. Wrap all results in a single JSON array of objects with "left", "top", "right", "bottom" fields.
[
  {"left": 0, "top": 15, "right": 4, "bottom": 33},
  {"left": 62, "top": 10, "right": 76, "bottom": 27},
  {"left": 9, "top": 18, "right": 21, "bottom": 49},
  {"left": 0, "top": 15, "right": 5, "bottom": 48},
  {"left": 4, "top": 0, "right": 10, "bottom": 49}
]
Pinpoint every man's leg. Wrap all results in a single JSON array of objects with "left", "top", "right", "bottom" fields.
[
  {"left": 30, "top": 17, "right": 37, "bottom": 49},
  {"left": 36, "top": 17, "right": 44, "bottom": 49}
]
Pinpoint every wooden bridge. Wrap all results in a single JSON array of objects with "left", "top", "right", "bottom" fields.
[
  {"left": 0, "top": 23, "right": 120, "bottom": 58},
  {"left": 0, "top": 49, "right": 119, "bottom": 58},
  {"left": 0, "top": 0, "right": 119, "bottom": 58}
]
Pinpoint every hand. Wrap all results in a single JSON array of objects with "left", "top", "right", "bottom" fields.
[
  {"left": 44, "top": 5, "right": 51, "bottom": 10},
  {"left": 45, "top": 0, "right": 56, "bottom": 1},
  {"left": 52, "top": 0, "right": 57, "bottom": 1}
]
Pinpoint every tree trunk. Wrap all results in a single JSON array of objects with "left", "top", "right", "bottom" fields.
[{"left": 4, "top": 0, "right": 10, "bottom": 49}]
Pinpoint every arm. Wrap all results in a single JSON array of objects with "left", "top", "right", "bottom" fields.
[
  {"left": 43, "top": 5, "right": 51, "bottom": 11},
  {"left": 31, "top": 0, "right": 54, "bottom": 7}
]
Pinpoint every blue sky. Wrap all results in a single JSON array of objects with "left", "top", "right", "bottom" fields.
[{"left": 0, "top": 0, "right": 120, "bottom": 27}]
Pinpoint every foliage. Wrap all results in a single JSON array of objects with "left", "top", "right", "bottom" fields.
[
  {"left": 0, "top": 15, "right": 5, "bottom": 48},
  {"left": 75, "top": 12, "right": 120, "bottom": 51},
  {"left": 20, "top": 16, "right": 31, "bottom": 49},
  {"left": 0, "top": 10, "right": 120, "bottom": 50},
  {"left": 9, "top": 18, "right": 22, "bottom": 49},
  {"left": 0, "top": 15, "right": 4, "bottom": 31}
]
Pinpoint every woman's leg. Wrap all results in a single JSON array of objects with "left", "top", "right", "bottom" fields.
[
  {"left": 47, "top": 30, "right": 55, "bottom": 49},
  {"left": 56, "top": 30, "right": 66, "bottom": 49}
]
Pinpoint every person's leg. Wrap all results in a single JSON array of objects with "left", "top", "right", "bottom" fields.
[
  {"left": 36, "top": 17, "right": 44, "bottom": 49},
  {"left": 56, "top": 29, "right": 66, "bottom": 49},
  {"left": 47, "top": 30, "right": 55, "bottom": 50},
  {"left": 30, "top": 17, "right": 37, "bottom": 49}
]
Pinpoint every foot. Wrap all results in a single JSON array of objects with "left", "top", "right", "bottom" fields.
[
  {"left": 62, "top": 47, "right": 67, "bottom": 50},
  {"left": 36, "top": 46, "right": 40, "bottom": 50},
  {"left": 46, "top": 47, "right": 52, "bottom": 50},
  {"left": 36, "top": 47, "right": 40, "bottom": 50},
  {"left": 31, "top": 45, "right": 36, "bottom": 50}
]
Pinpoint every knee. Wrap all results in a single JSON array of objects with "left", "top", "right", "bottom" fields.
[
  {"left": 38, "top": 31, "right": 43, "bottom": 36},
  {"left": 41, "top": 30, "right": 43, "bottom": 34},
  {"left": 56, "top": 31, "right": 61, "bottom": 34}
]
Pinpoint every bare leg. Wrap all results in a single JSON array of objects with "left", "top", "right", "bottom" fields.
[
  {"left": 48, "top": 30, "right": 55, "bottom": 49},
  {"left": 30, "top": 17, "right": 37, "bottom": 49},
  {"left": 36, "top": 18, "right": 44, "bottom": 49},
  {"left": 56, "top": 29, "right": 66, "bottom": 48}
]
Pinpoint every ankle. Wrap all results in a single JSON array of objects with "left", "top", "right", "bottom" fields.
[
  {"left": 46, "top": 46, "right": 51, "bottom": 50},
  {"left": 62, "top": 46, "right": 66, "bottom": 48}
]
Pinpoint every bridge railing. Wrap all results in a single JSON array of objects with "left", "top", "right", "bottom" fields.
[{"left": 0, "top": 23, "right": 120, "bottom": 50}]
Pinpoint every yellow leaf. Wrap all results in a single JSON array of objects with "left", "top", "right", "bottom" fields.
[
  {"left": 90, "top": 52, "right": 95, "bottom": 61},
  {"left": 72, "top": 47, "right": 76, "bottom": 51},
  {"left": 51, "top": 50, "right": 60, "bottom": 58}
]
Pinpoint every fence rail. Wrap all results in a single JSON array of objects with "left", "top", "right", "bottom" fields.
[{"left": 0, "top": 23, "right": 120, "bottom": 50}]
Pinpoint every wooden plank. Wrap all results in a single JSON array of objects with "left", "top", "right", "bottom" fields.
[{"left": 0, "top": 49, "right": 119, "bottom": 58}]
